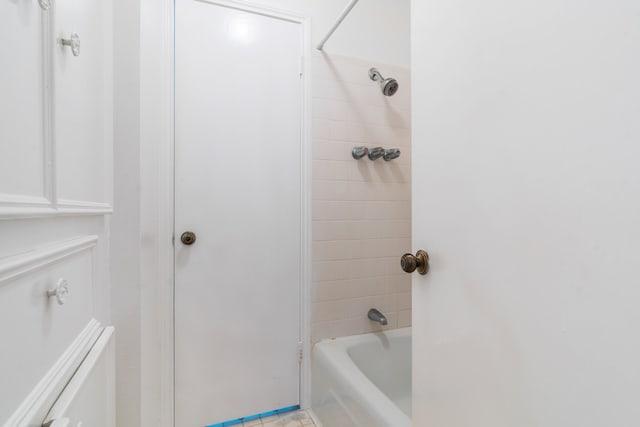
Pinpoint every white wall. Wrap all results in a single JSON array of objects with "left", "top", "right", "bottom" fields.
[
  {"left": 249, "top": 0, "right": 410, "bottom": 67},
  {"left": 111, "top": 2, "right": 172, "bottom": 427},
  {"left": 111, "top": 0, "right": 141, "bottom": 426},
  {"left": 412, "top": 0, "right": 640, "bottom": 425}
]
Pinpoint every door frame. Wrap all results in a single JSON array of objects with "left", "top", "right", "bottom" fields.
[{"left": 139, "top": 1, "right": 312, "bottom": 426}]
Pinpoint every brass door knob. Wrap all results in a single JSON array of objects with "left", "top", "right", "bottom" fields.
[
  {"left": 401, "top": 250, "right": 429, "bottom": 275},
  {"left": 181, "top": 231, "right": 196, "bottom": 245}
]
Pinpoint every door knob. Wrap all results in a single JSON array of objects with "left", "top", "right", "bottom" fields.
[
  {"left": 400, "top": 250, "right": 429, "bottom": 275},
  {"left": 180, "top": 231, "right": 196, "bottom": 245}
]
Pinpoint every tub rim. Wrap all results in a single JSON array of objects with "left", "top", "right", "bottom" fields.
[{"left": 312, "top": 327, "right": 411, "bottom": 426}]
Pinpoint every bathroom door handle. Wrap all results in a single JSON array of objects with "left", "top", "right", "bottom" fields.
[
  {"left": 400, "top": 250, "right": 429, "bottom": 275},
  {"left": 181, "top": 231, "right": 197, "bottom": 245}
]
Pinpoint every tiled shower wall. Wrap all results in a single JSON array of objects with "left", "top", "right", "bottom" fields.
[{"left": 311, "top": 53, "right": 412, "bottom": 344}]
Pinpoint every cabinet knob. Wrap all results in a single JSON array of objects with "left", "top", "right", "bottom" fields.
[
  {"left": 400, "top": 250, "right": 430, "bottom": 275},
  {"left": 47, "top": 278, "right": 70, "bottom": 305},
  {"left": 61, "top": 33, "right": 81, "bottom": 57}
]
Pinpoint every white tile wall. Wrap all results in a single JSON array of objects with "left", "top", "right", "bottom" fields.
[{"left": 311, "top": 53, "right": 412, "bottom": 344}]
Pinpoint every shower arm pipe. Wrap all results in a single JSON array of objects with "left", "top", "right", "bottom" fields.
[{"left": 316, "top": 0, "right": 360, "bottom": 50}]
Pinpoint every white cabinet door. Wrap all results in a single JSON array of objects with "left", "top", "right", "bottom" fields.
[
  {"left": 53, "top": 0, "right": 112, "bottom": 208},
  {"left": 174, "top": 1, "right": 304, "bottom": 426},
  {"left": 43, "top": 328, "right": 115, "bottom": 427},
  {"left": 0, "top": 238, "right": 99, "bottom": 424},
  {"left": 0, "top": 2, "right": 49, "bottom": 206},
  {"left": 412, "top": 1, "right": 640, "bottom": 426},
  {"left": 1, "top": 0, "right": 112, "bottom": 215},
  {"left": 1, "top": 2, "right": 113, "bottom": 426}
]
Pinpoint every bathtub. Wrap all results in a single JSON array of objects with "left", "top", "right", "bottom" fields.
[{"left": 311, "top": 327, "right": 411, "bottom": 427}]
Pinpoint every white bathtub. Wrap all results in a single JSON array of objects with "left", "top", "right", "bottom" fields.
[{"left": 311, "top": 327, "right": 411, "bottom": 427}]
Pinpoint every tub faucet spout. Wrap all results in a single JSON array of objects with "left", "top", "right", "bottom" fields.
[{"left": 368, "top": 308, "right": 388, "bottom": 325}]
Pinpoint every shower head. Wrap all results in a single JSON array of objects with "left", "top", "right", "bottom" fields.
[{"left": 369, "top": 67, "right": 399, "bottom": 96}]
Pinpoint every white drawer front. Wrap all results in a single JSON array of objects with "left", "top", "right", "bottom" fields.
[
  {"left": 0, "top": 236, "right": 98, "bottom": 424},
  {"left": 43, "top": 328, "right": 115, "bottom": 427}
]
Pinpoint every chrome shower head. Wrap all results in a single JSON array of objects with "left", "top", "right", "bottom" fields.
[{"left": 369, "top": 67, "right": 399, "bottom": 96}]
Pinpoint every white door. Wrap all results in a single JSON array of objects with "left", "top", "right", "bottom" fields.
[
  {"left": 175, "top": 1, "right": 303, "bottom": 426},
  {"left": 412, "top": 0, "right": 640, "bottom": 426}
]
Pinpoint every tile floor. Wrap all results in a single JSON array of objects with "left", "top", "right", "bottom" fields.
[{"left": 241, "top": 410, "right": 316, "bottom": 427}]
